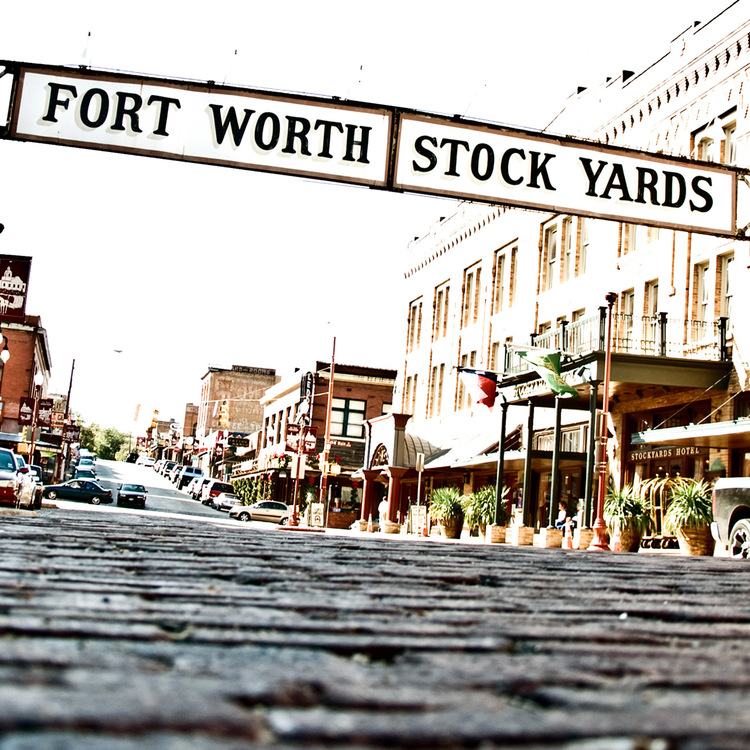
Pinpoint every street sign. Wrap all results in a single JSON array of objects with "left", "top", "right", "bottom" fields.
[{"left": 2, "top": 61, "right": 743, "bottom": 238}]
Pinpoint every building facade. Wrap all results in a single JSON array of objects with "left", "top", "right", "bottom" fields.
[
  {"left": 378, "top": 2, "right": 750, "bottom": 536},
  {"left": 232, "top": 361, "right": 396, "bottom": 526}
]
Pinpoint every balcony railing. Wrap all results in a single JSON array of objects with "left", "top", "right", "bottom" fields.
[{"left": 504, "top": 308, "right": 729, "bottom": 376}]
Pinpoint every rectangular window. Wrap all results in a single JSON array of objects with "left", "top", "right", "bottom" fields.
[
  {"left": 544, "top": 225, "right": 558, "bottom": 290},
  {"left": 432, "top": 283, "right": 450, "bottom": 340},
  {"left": 622, "top": 223, "right": 638, "bottom": 255},
  {"left": 621, "top": 289, "right": 635, "bottom": 351},
  {"left": 331, "top": 398, "right": 366, "bottom": 439},
  {"left": 578, "top": 219, "right": 588, "bottom": 275},
  {"left": 490, "top": 341, "right": 501, "bottom": 371},
  {"left": 562, "top": 217, "right": 573, "bottom": 282},
  {"left": 696, "top": 262, "right": 709, "bottom": 322},
  {"left": 509, "top": 246, "right": 518, "bottom": 306},
  {"left": 461, "top": 263, "right": 482, "bottom": 327},
  {"left": 720, "top": 254, "right": 734, "bottom": 328},
  {"left": 493, "top": 252, "right": 505, "bottom": 314},
  {"left": 404, "top": 375, "right": 417, "bottom": 415},
  {"left": 457, "top": 353, "right": 469, "bottom": 410},
  {"left": 645, "top": 280, "right": 659, "bottom": 317},
  {"left": 724, "top": 122, "right": 737, "bottom": 165},
  {"left": 407, "top": 299, "right": 422, "bottom": 352}
]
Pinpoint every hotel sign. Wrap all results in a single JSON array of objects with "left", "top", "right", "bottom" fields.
[{"left": 2, "top": 62, "right": 742, "bottom": 238}]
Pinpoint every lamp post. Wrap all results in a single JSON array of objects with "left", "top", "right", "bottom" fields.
[
  {"left": 318, "top": 337, "right": 336, "bottom": 527},
  {"left": 0, "top": 332, "right": 10, "bottom": 428},
  {"left": 589, "top": 292, "right": 617, "bottom": 552},
  {"left": 28, "top": 370, "right": 44, "bottom": 465}
]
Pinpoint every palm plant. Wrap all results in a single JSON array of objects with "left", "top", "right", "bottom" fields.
[
  {"left": 429, "top": 486, "right": 464, "bottom": 539},
  {"left": 462, "top": 485, "right": 510, "bottom": 532},
  {"left": 604, "top": 483, "right": 653, "bottom": 535},
  {"left": 662, "top": 478, "right": 713, "bottom": 532}
]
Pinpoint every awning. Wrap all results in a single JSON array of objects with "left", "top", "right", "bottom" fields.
[{"left": 632, "top": 418, "right": 750, "bottom": 450}]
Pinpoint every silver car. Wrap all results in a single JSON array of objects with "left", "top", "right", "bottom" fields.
[{"left": 229, "top": 500, "right": 290, "bottom": 524}]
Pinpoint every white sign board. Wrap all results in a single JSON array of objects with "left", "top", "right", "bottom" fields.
[
  {"left": 3, "top": 63, "right": 741, "bottom": 237},
  {"left": 10, "top": 68, "right": 391, "bottom": 187},
  {"left": 394, "top": 114, "right": 737, "bottom": 236}
]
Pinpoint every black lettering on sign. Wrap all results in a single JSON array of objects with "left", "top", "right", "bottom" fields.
[{"left": 412, "top": 135, "right": 438, "bottom": 173}]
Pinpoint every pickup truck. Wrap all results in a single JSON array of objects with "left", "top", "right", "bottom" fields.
[{"left": 711, "top": 477, "right": 750, "bottom": 558}]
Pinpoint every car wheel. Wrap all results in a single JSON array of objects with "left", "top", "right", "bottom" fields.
[
  {"left": 91, "top": 496, "right": 101, "bottom": 505},
  {"left": 238, "top": 511, "right": 250, "bottom": 522},
  {"left": 46, "top": 490, "right": 57, "bottom": 500},
  {"left": 729, "top": 519, "right": 750, "bottom": 559}
]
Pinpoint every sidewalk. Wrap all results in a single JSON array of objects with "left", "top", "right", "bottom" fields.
[{"left": 0, "top": 507, "right": 744, "bottom": 748}]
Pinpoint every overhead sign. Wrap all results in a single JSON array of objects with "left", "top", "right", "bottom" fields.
[
  {"left": 2, "top": 62, "right": 742, "bottom": 237},
  {"left": 394, "top": 114, "right": 736, "bottom": 237}
]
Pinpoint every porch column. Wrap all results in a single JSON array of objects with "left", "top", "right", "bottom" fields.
[
  {"left": 521, "top": 401, "right": 535, "bottom": 527},
  {"left": 385, "top": 466, "right": 408, "bottom": 526},
  {"left": 547, "top": 395, "right": 563, "bottom": 527},
  {"left": 584, "top": 380, "right": 600, "bottom": 528},
  {"left": 493, "top": 398, "right": 509, "bottom": 526},
  {"left": 360, "top": 469, "right": 381, "bottom": 523}
]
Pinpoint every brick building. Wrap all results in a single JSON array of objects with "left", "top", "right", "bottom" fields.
[
  {"left": 231, "top": 361, "right": 396, "bottom": 525},
  {"left": 194, "top": 365, "right": 278, "bottom": 475},
  {"left": 370, "top": 2, "right": 750, "bottom": 538}
]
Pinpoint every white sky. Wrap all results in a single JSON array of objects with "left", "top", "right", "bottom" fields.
[{"left": 0, "top": 0, "right": 737, "bottom": 433}]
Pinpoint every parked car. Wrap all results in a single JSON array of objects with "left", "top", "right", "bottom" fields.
[
  {"left": 117, "top": 483, "right": 147, "bottom": 509},
  {"left": 43, "top": 479, "right": 113, "bottom": 505},
  {"left": 125, "top": 452, "right": 138, "bottom": 464},
  {"left": 160, "top": 460, "right": 176, "bottom": 477},
  {"left": 201, "top": 479, "right": 234, "bottom": 505},
  {"left": 190, "top": 477, "right": 212, "bottom": 500},
  {"left": 229, "top": 500, "right": 290, "bottom": 524},
  {"left": 212, "top": 492, "right": 242, "bottom": 511},
  {"left": 168, "top": 464, "right": 185, "bottom": 483},
  {"left": 136, "top": 455, "right": 155, "bottom": 467},
  {"left": 29, "top": 464, "right": 44, "bottom": 484},
  {"left": 0, "top": 448, "right": 38, "bottom": 509},
  {"left": 74, "top": 466, "right": 97, "bottom": 480},
  {"left": 177, "top": 465, "right": 203, "bottom": 490},
  {"left": 711, "top": 477, "right": 750, "bottom": 558},
  {"left": 185, "top": 476, "right": 203, "bottom": 498}
]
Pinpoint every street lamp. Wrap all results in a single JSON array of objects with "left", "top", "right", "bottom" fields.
[
  {"left": 28, "top": 370, "right": 44, "bottom": 465},
  {"left": 0, "top": 332, "right": 10, "bottom": 428},
  {"left": 589, "top": 292, "right": 617, "bottom": 552}
]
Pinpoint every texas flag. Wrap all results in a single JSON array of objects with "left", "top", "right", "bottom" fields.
[{"left": 457, "top": 367, "right": 498, "bottom": 410}]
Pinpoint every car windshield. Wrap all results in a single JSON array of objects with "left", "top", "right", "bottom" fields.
[
  {"left": 122, "top": 484, "right": 145, "bottom": 492},
  {"left": 0, "top": 452, "right": 15, "bottom": 471}
]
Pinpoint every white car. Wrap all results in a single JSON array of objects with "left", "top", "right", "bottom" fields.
[{"left": 136, "top": 455, "right": 155, "bottom": 467}]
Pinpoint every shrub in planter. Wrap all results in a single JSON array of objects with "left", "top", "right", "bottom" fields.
[
  {"left": 429, "top": 486, "right": 464, "bottom": 539},
  {"left": 661, "top": 478, "right": 715, "bottom": 556},
  {"left": 462, "top": 485, "right": 510, "bottom": 537},
  {"left": 604, "top": 484, "right": 653, "bottom": 552}
]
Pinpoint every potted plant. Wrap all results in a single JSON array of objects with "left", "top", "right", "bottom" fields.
[
  {"left": 429, "top": 486, "right": 465, "bottom": 539},
  {"left": 604, "top": 483, "right": 653, "bottom": 552},
  {"left": 662, "top": 478, "right": 715, "bottom": 556},
  {"left": 462, "top": 485, "right": 510, "bottom": 539}
]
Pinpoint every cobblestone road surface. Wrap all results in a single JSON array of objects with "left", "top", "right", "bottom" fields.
[{"left": 1, "top": 508, "right": 748, "bottom": 749}]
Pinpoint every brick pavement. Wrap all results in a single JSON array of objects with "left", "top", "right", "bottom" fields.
[{"left": 0, "top": 508, "right": 749, "bottom": 749}]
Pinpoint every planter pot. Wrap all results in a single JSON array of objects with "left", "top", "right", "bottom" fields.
[
  {"left": 439, "top": 515, "right": 464, "bottom": 539},
  {"left": 675, "top": 525, "right": 715, "bottom": 556},
  {"left": 325, "top": 510, "right": 358, "bottom": 530},
  {"left": 617, "top": 524, "right": 644, "bottom": 553},
  {"left": 488, "top": 524, "right": 507, "bottom": 544}
]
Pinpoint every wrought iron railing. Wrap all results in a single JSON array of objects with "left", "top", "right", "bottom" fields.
[{"left": 504, "top": 308, "right": 729, "bottom": 376}]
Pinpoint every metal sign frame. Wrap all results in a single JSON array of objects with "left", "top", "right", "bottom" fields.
[{"left": 1, "top": 61, "right": 745, "bottom": 238}]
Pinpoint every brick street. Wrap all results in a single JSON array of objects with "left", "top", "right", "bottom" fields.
[{"left": 1, "top": 508, "right": 749, "bottom": 749}]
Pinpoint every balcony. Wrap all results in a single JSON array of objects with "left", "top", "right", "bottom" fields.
[{"left": 504, "top": 308, "right": 730, "bottom": 376}]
